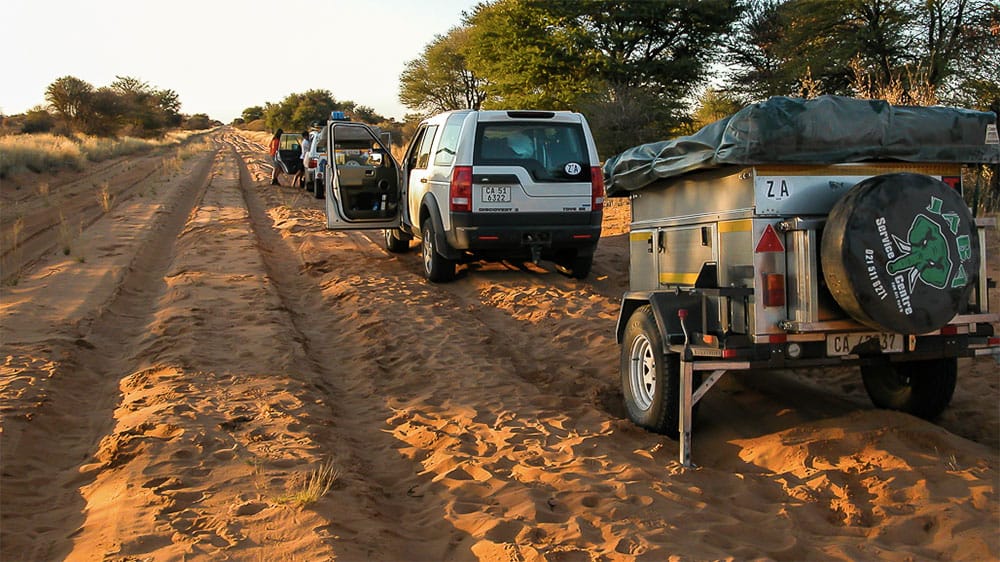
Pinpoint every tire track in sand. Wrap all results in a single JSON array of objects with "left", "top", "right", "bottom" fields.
[
  {"left": 229, "top": 131, "right": 475, "bottom": 560},
  {"left": 0, "top": 139, "right": 217, "bottom": 561}
]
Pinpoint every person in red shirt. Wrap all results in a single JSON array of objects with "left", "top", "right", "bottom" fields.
[{"left": 269, "top": 128, "right": 283, "bottom": 185}]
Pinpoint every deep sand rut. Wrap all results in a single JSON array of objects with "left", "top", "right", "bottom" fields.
[{"left": 1, "top": 128, "right": 997, "bottom": 561}]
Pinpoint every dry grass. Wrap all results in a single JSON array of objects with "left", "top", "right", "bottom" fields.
[
  {"left": 0, "top": 130, "right": 212, "bottom": 179},
  {"left": 276, "top": 461, "right": 339, "bottom": 507},
  {"left": 3, "top": 216, "right": 26, "bottom": 285},
  {"left": 97, "top": 182, "right": 113, "bottom": 213}
]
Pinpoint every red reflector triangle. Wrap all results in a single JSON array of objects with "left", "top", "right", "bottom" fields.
[{"left": 755, "top": 224, "right": 784, "bottom": 253}]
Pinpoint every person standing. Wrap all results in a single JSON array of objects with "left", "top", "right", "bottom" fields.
[
  {"left": 269, "top": 128, "right": 283, "bottom": 186},
  {"left": 295, "top": 130, "right": 310, "bottom": 188}
]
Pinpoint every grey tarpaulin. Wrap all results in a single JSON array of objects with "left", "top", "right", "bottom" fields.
[{"left": 603, "top": 95, "right": 999, "bottom": 196}]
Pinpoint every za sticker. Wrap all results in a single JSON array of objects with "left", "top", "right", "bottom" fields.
[{"left": 564, "top": 162, "right": 582, "bottom": 176}]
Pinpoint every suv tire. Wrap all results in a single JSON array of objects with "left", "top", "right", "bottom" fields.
[
  {"left": 313, "top": 179, "right": 324, "bottom": 199},
  {"left": 421, "top": 221, "right": 456, "bottom": 282},
  {"left": 384, "top": 228, "right": 411, "bottom": 253},
  {"left": 861, "top": 357, "right": 957, "bottom": 419}
]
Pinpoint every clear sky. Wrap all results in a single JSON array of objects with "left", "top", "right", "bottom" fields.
[{"left": 4, "top": 0, "right": 481, "bottom": 123}]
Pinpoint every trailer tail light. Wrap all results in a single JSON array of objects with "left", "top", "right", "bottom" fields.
[
  {"left": 763, "top": 273, "right": 785, "bottom": 307},
  {"left": 988, "top": 337, "right": 1000, "bottom": 346},
  {"left": 940, "top": 325, "right": 959, "bottom": 335},
  {"left": 450, "top": 166, "right": 472, "bottom": 212},
  {"left": 308, "top": 158, "right": 318, "bottom": 169},
  {"left": 591, "top": 167, "right": 605, "bottom": 211}
]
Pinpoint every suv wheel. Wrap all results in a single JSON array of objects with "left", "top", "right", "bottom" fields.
[
  {"left": 554, "top": 251, "right": 594, "bottom": 280},
  {"left": 384, "top": 228, "right": 411, "bottom": 253},
  {"left": 421, "top": 221, "right": 456, "bottom": 282}
]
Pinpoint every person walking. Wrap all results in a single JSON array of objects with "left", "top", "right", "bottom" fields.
[{"left": 269, "top": 128, "right": 283, "bottom": 186}]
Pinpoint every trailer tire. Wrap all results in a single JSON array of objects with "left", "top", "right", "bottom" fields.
[
  {"left": 861, "top": 358, "right": 957, "bottom": 419},
  {"left": 821, "top": 173, "right": 978, "bottom": 334},
  {"left": 621, "top": 305, "right": 697, "bottom": 438}
]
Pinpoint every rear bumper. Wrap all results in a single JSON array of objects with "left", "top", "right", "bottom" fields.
[{"left": 448, "top": 212, "right": 602, "bottom": 255}]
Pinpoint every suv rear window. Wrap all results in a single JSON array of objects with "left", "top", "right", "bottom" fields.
[{"left": 474, "top": 122, "right": 588, "bottom": 182}]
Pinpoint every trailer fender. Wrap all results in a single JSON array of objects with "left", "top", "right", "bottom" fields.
[{"left": 616, "top": 292, "right": 705, "bottom": 352}]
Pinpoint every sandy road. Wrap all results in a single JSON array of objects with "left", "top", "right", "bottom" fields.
[{"left": 1, "top": 128, "right": 997, "bottom": 561}]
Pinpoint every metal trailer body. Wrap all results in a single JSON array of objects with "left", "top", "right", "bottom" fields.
[{"left": 616, "top": 162, "right": 999, "bottom": 466}]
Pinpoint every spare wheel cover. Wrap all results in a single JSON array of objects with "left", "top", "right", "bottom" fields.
[{"left": 820, "top": 173, "right": 979, "bottom": 333}]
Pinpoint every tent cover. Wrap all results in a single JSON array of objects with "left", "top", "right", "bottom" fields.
[{"left": 603, "top": 95, "right": 999, "bottom": 196}]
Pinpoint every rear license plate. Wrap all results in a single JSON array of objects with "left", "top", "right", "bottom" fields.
[
  {"left": 482, "top": 185, "right": 511, "bottom": 203},
  {"left": 826, "top": 332, "right": 903, "bottom": 356}
]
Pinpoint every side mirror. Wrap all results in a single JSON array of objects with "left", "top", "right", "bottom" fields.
[{"left": 369, "top": 152, "right": 383, "bottom": 167}]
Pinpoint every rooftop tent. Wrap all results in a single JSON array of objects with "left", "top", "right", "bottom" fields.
[{"left": 602, "top": 95, "right": 999, "bottom": 196}]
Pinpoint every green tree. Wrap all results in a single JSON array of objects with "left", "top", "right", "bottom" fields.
[
  {"left": 264, "top": 89, "right": 340, "bottom": 131},
  {"left": 45, "top": 76, "right": 94, "bottom": 124},
  {"left": 723, "top": 0, "right": 998, "bottom": 106},
  {"left": 22, "top": 106, "right": 56, "bottom": 134},
  {"left": 400, "top": 26, "right": 488, "bottom": 113},
  {"left": 242, "top": 105, "right": 265, "bottom": 122},
  {"left": 464, "top": 0, "right": 739, "bottom": 154}
]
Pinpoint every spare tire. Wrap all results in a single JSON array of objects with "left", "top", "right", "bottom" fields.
[{"left": 821, "top": 173, "right": 979, "bottom": 334}]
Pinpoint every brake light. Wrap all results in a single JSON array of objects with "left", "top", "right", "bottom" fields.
[
  {"left": 590, "top": 167, "right": 605, "bottom": 211},
  {"left": 763, "top": 273, "right": 785, "bottom": 307},
  {"left": 940, "top": 325, "right": 958, "bottom": 335},
  {"left": 450, "top": 166, "right": 472, "bottom": 212},
  {"left": 308, "top": 158, "right": 318, "bottom": 169}
]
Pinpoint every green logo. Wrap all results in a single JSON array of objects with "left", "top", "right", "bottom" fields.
[{"left": 886, "top": 196, "right": 970, "bottom": 290}]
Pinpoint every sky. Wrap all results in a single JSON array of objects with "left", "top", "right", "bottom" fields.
[{"left": 3, "top": 0, "right": 481, "bottom": 123}]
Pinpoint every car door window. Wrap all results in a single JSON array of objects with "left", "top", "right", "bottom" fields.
[
  {"left": 433, "top": 116, "right": 464, "bottom": 166},
  {"left": 415, "top": 125, "right": 438, "bottom": 169}
]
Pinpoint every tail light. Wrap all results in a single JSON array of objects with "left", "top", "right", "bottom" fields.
[
  {"left": 308, "top": 158, "right": 318, "bottom": 169},
  {"left": 763, "top": 273, "right": 785, "bottom": 307},
  {"left": 590, "top": 167, "right": 605, "bottom": 211},
  {"left": 450, "top": 166, "right": 472, "bottom": 212}
]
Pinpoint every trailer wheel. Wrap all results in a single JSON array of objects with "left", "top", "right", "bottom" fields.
[
  {"left": 861, "top": 358, "right": 957, "bottom": 419},
  {"left": 621, "top": 305, "right": 688, "bottom": 437},
  {"left": 821, "top": 173, "right": 979, "bottom": 334},
  {"left": 384, "top": 228, "right": 411, "bottom": 253}
]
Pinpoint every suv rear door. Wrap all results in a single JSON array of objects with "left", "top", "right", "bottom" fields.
[
  {"left": 323, "top": 121, "right": 402, "bottom": 230},
  {"left": 472, "top": 113, "right": 595, "bottom": 215}
]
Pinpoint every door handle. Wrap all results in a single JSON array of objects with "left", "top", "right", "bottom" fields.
[
  {"left": 420, "top": 177, "right": 428, "bottom": 183},
  {"left": 657, "top": 230, "right": 666, "bottom": 253}
]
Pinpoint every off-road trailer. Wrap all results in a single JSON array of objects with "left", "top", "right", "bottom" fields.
[{"left": 605, "top": 96, "right": 1000, "bottom": 467}]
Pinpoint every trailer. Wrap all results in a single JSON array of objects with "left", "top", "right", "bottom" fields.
[{"left": 604, "top": 96, "right": 1000, "bottom": 467}]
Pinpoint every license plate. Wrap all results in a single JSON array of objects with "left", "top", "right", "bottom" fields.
[
  {"left": 482, "top": 185, "right": 511, "bottom": 203},
  {"left": 826, "top": 332, "right": 903, "bottom": 356}
]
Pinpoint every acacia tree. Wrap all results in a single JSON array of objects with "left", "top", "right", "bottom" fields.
[
  {"left": 399, "top": 26, "right": 487, "bottom": 114},
  {"left": 463, "top": 0, "right": 739, "bottom": 154},
  {"left": 723, "top": 0, "right": 998, "bottom": 108},
  {"left": 45, "top": 76, "right": 94, "bottom": 124}
]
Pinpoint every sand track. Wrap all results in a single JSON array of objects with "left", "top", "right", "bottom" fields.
[{"left": 1, "top": 128, "right": 997, "bottom": 561}]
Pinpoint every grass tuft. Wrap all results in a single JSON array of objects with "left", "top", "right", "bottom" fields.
[{"left": 277, "top": 461, "right": 339, "bottom": 507}]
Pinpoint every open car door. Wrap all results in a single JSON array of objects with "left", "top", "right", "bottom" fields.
[{"left": 323, "top": 121, "right": 401, "bottom": 230}]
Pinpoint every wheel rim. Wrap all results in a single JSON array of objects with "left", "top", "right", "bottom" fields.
[
  {"left": 422, "top": 232, "right": 434, "bottom": 275},
  {"left": 628, "top": 334, "right": 657, "bottom": 411}
]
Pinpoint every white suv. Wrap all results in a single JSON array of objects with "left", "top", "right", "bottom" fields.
[{"left": 319, "top": 110, "right": 605, "bottom": 282}]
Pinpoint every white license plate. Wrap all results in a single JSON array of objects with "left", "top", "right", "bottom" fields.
[
  {"left": 826, "top": 332, "right": 903, "bottom": 356},
  {"left": 482, "top": 185, "right": 511, "bottom": 203}
]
